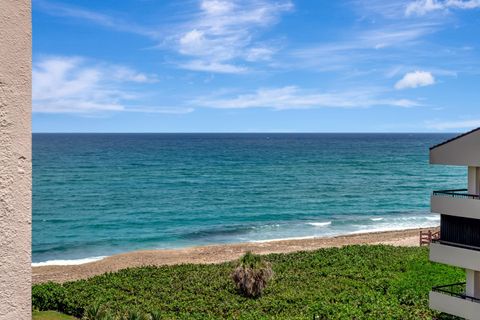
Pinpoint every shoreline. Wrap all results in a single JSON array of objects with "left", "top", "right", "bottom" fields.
[{"left": 32, "top": 226, "right": 437, "bottom": 284}]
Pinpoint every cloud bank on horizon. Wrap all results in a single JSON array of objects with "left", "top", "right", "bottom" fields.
[{"left": 32, "top": 0, "right": 480, "bottom": 132}]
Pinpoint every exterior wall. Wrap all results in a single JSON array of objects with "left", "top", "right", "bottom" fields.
[
  {"left": 430, "top": 130, "right": 480, "bottom": 166},
  {"left": 430, "top": 134, "right": 480, "bottom": 318},
  {"left": 466, "top": 167, "right": 480, "bottom": 301},
  {"left": 0, "top": 1, "right": 32, "bottom": 319}
]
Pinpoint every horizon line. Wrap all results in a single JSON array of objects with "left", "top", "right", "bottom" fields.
[{"left": 32, "top": 131, "right": 460, "bottom": 134}]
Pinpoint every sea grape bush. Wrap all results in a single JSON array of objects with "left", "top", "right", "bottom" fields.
[{"left": 33, "top": 245, "right": 463, "bottom": 319}]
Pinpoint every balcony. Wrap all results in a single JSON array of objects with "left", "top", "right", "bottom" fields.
[
  {"left": 430, "top": 240, "right": 480, "bottom": 270},
  {"left": 431, "top": 189, "right": 480, "bottom": 219},
  {"left": 430, "top": 283, "right": 480, "bottom": 319}
]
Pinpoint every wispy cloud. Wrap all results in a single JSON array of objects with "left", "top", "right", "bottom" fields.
[
  {"left": 179, "top": 60, "right": 249, "bottom": 74},
  {"left": 192, "top": 86, "right": 421, "bottom": 110},
  {"left": 395, "top": 71, "right": 435, "bottom": 89},
  {"left": 426, "top": 118, "right": 480, "bottom": 130},
  {"left": 405, "top": 0, "right": 480, "bottom": 16},
  {"left": 33, "top": 56, "right": 191, "bottom": 114},
  {"left": 171, "top": 0, "right": 293, "bottom": 73},
  {"left": 35, "top": 0, "right": 293, "bottom": 74},
  {"left": 34, "top": 0, "right": 160, "bottom": 38},
  {"left": 286, "top": 22, "right": 439, "bottom": 73}
]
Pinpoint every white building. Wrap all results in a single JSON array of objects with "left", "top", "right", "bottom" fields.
[{"left": 429, "top": 127, "right": 480, "bottom": 320}]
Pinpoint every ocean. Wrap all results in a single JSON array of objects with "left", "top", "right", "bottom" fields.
[{"left": 32, "top": 133, "right": 465, "bottom": 265}]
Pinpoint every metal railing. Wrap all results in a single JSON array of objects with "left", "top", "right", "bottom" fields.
[
  {"left": 433, "top": 189, "right": 480, "bottom": 200},
  {"left": 432, "top": 282, "right": 480, "bottom": 303}
]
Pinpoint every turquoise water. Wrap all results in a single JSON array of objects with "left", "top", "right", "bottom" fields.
[{"left": 33, "top": 133, "right": 465, "bottom": 264}]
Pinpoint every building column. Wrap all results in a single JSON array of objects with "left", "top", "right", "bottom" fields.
[
  {"left": 468, "top": 166, "right": 479, "bottom": 194},
  {"left": 0, "top": 0, "right": 32, "bottom": 319},
  {"left": 466, "top": 269, "right": 480, "bottom": 298}
]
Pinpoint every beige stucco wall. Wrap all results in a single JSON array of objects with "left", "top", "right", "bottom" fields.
[{"left": 0, "top": 0, "right": 32, "bottom": 319}]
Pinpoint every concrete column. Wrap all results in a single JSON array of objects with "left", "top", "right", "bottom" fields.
[
  {"left": 466, "top": 269, "right": 480, "bottom": 298},
  {"left": 477, "top": 167, "right": 480, "bottom": 195},
  {"left": 0, "top": 1, "right": 32, "bottom": 319},
  {"left": 468, "top": 167, "right": 476, "bottom": 194}
]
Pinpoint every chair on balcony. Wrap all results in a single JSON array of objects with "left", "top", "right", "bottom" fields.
[{"left": 420, "top": 230, "right": 440, "bottom": 246}]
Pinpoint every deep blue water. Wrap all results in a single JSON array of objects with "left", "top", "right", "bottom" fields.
[{"left": 32, "top": 133, "right": 465, "bottom": 264}]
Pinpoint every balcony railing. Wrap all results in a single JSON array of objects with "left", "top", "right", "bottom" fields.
[
  {"left": 432, "top": 282, "right": 480, "bottom": 303},
  {"left": 433, "top": 189, "right": 480, "bottom": 200}
]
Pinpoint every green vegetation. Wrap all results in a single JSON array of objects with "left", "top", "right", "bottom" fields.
[
  {"left": 33, "top": 310, "right": 77, "bottom": 320},
  {"left": 33, "top": 245, "right": 462, "bottom": 319},
  {"left": 232, "top": 251, "right": 273, "bottom": 297}
]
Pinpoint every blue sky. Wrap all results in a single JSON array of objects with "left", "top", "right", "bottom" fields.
[{"left": 33, "top": 0, "right": 480, "bottom": 132}]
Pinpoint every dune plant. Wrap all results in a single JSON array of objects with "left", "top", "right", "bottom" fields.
[
  {"left": 120, "top": 310, "right": 150, "bottom": 320},
  {"left": 82, "top": 302, "right": 111, "bottom": 320},
  {"left": 149, "top": 310, "right": 163, "bottom": 320},
  {"left": 231, "top": 251, "right": 273, "bottom": 298}
]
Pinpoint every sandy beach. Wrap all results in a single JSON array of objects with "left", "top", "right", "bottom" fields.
[{"left": 32, "top": 227, "right": 437, "bottom": 284}]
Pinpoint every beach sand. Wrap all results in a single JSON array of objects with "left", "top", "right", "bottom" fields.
[{"left": 32, "top": 227, "right": 437, "bottom": 284}]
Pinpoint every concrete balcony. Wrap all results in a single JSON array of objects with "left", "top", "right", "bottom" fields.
[
  {"left": 430, "top": 241, "right": 480, "bottom": 269},
  {"left": 430, "top": 283, "right": 480, "bottom": 320},
  {"left": 431, "top": 189, "right": 480, "bottom": 219}
]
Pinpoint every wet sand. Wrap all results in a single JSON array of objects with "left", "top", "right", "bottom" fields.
[{"left": 32, "top": 227, "right": 437, "bottom": 284}]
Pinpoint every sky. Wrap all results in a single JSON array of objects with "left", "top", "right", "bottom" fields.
[{"left": 33, "top": 0, "right": 480, "bottom": 133}]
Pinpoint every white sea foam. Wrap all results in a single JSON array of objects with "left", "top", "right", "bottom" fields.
[
  {"left": 32, "top": 256, "right": 106, "bottom": 267},
  {"left": 306, "top": 221, "right": 332, "bottom": 227},
  {"left": 370, "top": 217, "right": 384, "bottom": 221},
  {"left": 250, "top": 235, "right": 319, "bottom": 243},
  {"left": 348, "top": 225, "right": 423, "bottom": 235}
]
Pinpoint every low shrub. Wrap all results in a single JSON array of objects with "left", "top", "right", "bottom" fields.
[
  {"left": 32, "top": 282, "right": 66, "bottom": 312},
  {"left": 32, "top": 245, "right": 464, "bottom": 319},
  {"left": 231, "top": 251, "right": 273, "bottom": 298}
]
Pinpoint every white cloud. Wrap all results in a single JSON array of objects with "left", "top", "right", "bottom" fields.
[
  {"left": 426, "top": 118, "right": 480, "bottom": 130},
  {"left": 395, "top": 71, "right": 435, "bottom": 89},
  {"left": 192, "top": 86, "right": 421, "bottom": 110},
  {"left": 406, "top": 0, "right": 444, "bottom": 15},
  {"left": 33, "top": 56, "right": 186, "bottom": 114},
  {"left": 34, "top": 0, "right": 159, "bottom": 38},
  {"left": 35, "top": 0, "right": 291, "bottom": 74},
  {"left": 175, "top": 0, "right": 293, "bottom": 73},
  {"left": 110, "top": 66, "right": 157, "bottom": 83},
  {"left": 201, "top": 0, "right": 235, "bottom": 15},
  {"left": 406, "top": 0, "right": 480, "bottom": 16},
  {"left": 245, "top": 47, "right": 275, "bottom": 62},
  {"left": 447, "top": 0, "right": 480, "bottom": 9},
  {"left": 179, "top": 60, "right": 248, "bottom": 74}
]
